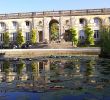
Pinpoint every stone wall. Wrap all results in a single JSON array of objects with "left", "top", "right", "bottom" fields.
[
  {"left": 0, "top": 8, "right": 110, "bottom": 43},
  {"left": 0, "top": 48, "right": 101, "bottom": 58}
]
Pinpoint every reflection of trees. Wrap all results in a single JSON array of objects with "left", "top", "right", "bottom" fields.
[
  {"left": 50, "top": 61, "right": 60, "bottom": 77},
  {"left": 3, "top": 60, "right": 10, "bottom": 82},
  {"left": 31, "top": 61, "right": 37, "bottom": 72},
  {"left": 64, "top": 61, "right": 75, "bottom": 70},
  {"left": 3, "top": 60, "right": 10, "bottom": 73},
  {"left": 85, "top": 60, "right": 94, "bottom": 76},
  {"left": 64, "top": 60, "right": 77, "bottom": 76},
  {"left": 30, "top": 61, "right": 39, "bottom": 78},
  {"left": 84, "top": 59, "right": 95, "bottom": 84},
  {"left": 99, "top": 59, "right": 110, "bottom": 75},
  {"left": 17, "top": 59, "right": 25, "bottom": 75},
  {"left": 50, "top": 59, "right": 80, "bottom": 79}
]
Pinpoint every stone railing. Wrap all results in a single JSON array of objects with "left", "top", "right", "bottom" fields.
[{"left": 0, "top": 8, "right": 110, "bottom": 20}]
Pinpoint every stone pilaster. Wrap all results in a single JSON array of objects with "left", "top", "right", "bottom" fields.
[
  {"left": 43, "top": 17, "right": 50, "bottom": 43},
  {"left": 59, "top": 16, "right": 64, "bottom": 40}
]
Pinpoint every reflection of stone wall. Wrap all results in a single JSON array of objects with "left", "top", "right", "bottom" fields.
[{"left": 0, "top": 58, "right": 106, "bottom": 87}]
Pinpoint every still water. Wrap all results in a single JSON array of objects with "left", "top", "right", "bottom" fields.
[{"left": 0, "top": 56, "right": 110, "bottom": 100}]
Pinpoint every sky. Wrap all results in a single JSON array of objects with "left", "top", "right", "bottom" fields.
[{"left": 0, "top": 0, "right": 110, "bottom": 14}]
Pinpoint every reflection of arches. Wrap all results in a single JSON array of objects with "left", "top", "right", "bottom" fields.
[
  {"left": 79, "top": 18, "right": 87, "bottom": 25},
  {"left": 49, "top": 19, "right": 59, "bottom": 41}
]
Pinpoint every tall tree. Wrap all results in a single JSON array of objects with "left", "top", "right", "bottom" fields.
[
  {"left": 70, "top": 27, "right": 78, "bottom": 47},
  {"left": 30, "top": 28, "right": 37, "bottom": 44},
  {"left": 100, "top": 25, "right": 110, "bottom": 56},
  {"left": 50, "top": 23, "right": 59, "bottom": 41},
  {"left": 16, "top": 30, "right": 24, "bottom": 48},
  {"left": 3, "top": 32, "right": 10, "bottom": 46},
  {"left": 84, "top": 25, "right": 94, "bottom": 46}
]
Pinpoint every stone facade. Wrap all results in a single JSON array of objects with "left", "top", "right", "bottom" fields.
[{"left": 0, "top": 8, "right": 110, "bottom": 44}]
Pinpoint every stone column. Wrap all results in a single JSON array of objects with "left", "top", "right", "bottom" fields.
[
  {"left": 32, "top": 12, "right": 36, "bottom": 29},
  {"left": 70, "top": 16, "right": 73, "bottom": 28},
  {"left": 43, "top": 17, "right": 50, "bottom": 43},
  {"left": 59, "top": 16, "right": 64, "bottom": 40},
  {"left": 44, "top": 61, "right": 50, "bottom": 83}
]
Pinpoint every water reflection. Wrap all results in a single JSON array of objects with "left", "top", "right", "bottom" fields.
[{"left": 0, "top": 57, "right": 110, "bottom": 100}]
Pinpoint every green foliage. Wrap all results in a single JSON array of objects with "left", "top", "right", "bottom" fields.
[
  {"left": 84, "top": 25, "right": 94, "bottom": 46},
  {"left": 30, "top": 28, "right": 37, "bottom": 44},
  {"left": 3, "top": 32, "right": 10, "bottom": 46},
  {"left": 16, "top": 30, "right": 24, "bottom": 47},
  {"left": 17, "top": 59, "right": 25, "bottom": 74},
  {"left": 70, "top": 27, "right": 78, "bottom": 47},
  {"left": 3, "top": 60, "right": 10, "bottom": 73},
  {"left": 86, "top": 60, "right": 94, "bottom": 76},
  {"left": 100, "top": 25, "right": 110, "bottom": 55},
  {"left": 50, "top": 23, "right": 59, "bottom": 41},
  {"left": 30, "top": 61, "right": 38, "bottom": 73}
]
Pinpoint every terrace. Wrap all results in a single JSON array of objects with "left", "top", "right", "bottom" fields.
[{"left": 0, "top": 8, "right": 110, "bottom": 20}]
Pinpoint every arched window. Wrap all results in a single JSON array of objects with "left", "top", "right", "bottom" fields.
[
  {"left": 39, "top": 21, "right": 42, "bottom": 26},
  {"left": 0, "top": 22, "right": 6, "bottom": 29},
  {"left": 79, "top": 30, "right": 85, "bottom": 39},
  {"left": 79, "top": 18, "right": 87, "bottom": 25},
  {"left": 108, "top": 17, "right": 110, "bottom": 23},
  {"left": 25, "top": 21, "right": 31, "bottom": 28},
  {"left": 0, "top": 33, "right": 4, "bottom": 42},
  {"left": 12, "top": 21, "right": 18, "bottom": 29},
  {"left": 49, "top": 19, "right": 59, "bottom": 41},
  {"left": 94, "top": 30, "right": 100, "bottom": 39},
  {"left": 65, "top": 20, "right": 69, "bottom": 25},
  {"left": 94, "top": 17, "right": 102, "bottom": 25}
]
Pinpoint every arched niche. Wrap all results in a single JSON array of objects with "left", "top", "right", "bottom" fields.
[{"left": 49, "top": 19, "right": 59, "bottom": 42}]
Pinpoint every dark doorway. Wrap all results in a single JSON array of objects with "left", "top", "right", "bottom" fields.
[
  {"left": 39, "top": 31, "right": 43, "bottom": 42},
  {"left": 39, "top": 62, "right": 44, "bottom": 72},
  {"left": 63, "top": 30, "right": 72, "bottom": 42}
]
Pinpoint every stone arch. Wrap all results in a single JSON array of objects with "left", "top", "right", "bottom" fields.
[
  {"left": 93, "top": 17, "right": 102, "bottom": 25},
  {"left": 0, "top": 22, "right": 7, "bottom": 30},
  {"left": 79, "top": 18, "right": 88, "bottom": 25},
  {"left": 108, "top": 17, "right": 110, "bottom": 21},
  {"left": 38, "top": 21, "right": 43, "bottom": 26},
  {"left": 65, "top": 19, "right": 70, "bottom": 26},
  {"left": 93, "top": 17, "right": 103, "bottom": 41},
  {"left": 49, "top": 19, "right": 59, "bottom": 42},
  {"left": 12, "top": 21, "right": 19, "bottom": 29},
  {"left": 25, "top": 20, "right": 32, "bottom": 29},
  {"left": 107, "top": 17, "right": 110, "bottom": 25},
  {"left": 63, "top": 29, "right": 72, "bottom": 42}
]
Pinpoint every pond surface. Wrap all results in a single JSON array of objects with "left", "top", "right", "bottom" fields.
[{"left": 0, "top": 56, "right": 110, "bottom": 100}]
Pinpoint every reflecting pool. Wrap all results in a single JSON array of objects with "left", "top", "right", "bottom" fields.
[{"left": 0, "top": 56, "right": 110, "bottom": 100}]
